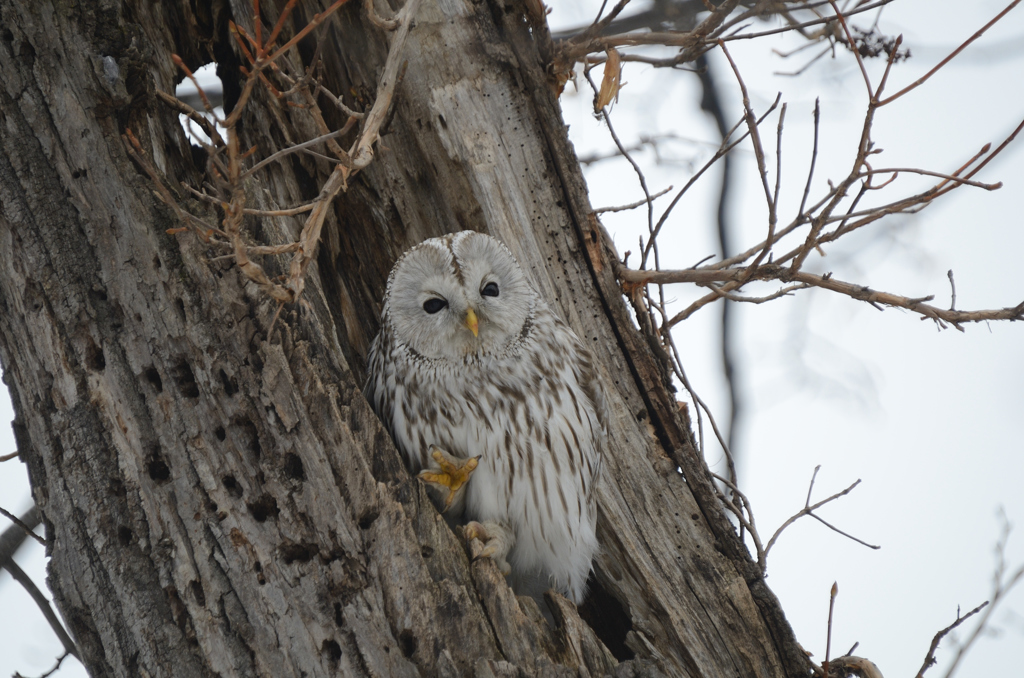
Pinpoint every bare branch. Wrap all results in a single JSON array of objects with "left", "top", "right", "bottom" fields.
[
  {"left": 364, "top": 0, "right": 398, "bottom": 30},
  {"left": 0, "top": 506, "right": 41, "bottom": 570},
  {"left": 718, "top": 41, "right": 777, "bottom": 270},
  {"left": 823, "top": 582, "right": 838, "bottom": 678},
  {"left": 798, "top": 98, "right": 821, "bottom": 219},
  {"left": 940, "top": 512, "right": 1024, "bottom": 678},
  {"left": 645, "top": 95, "right": 782, "bottom": 266},
  {"left": 585, "top": 67, "right": 656, "bottom": 267},
  {"left": 807, "top": 513, "right": 881, "bottom": 551},
  {"left": 762, "top": 466, "right": 878, "bottom": 569},
  {"left": 0, "top": 504, "right": 46, "bottom": 546},
  {"left": 1, "top": 559, "right": 79, "bottom": 660},
  {"left": 240, "top": 125, "right": 354, "bottom": 180},
  {"left": 857, "top": 168, "right": 1001, "bottom": 191},
  {"left": 593, "top": 185, "right": 673, "bottom": 213},
  {"left": 350, "top": 0, "right": 422, "bottom": 170},
  {"left": 826, "top": 1, "right": 872, "bottom": 97},
  {"left": 619, "top": 263, "right": 1024, "bottom": 329},
  {"left": 156, "top": 89, "right": 225, "bottom": 147},
  {"left": 244, "top": 203, "right": 318, "bottom": 218},
  {"left": 947, "top": 270, "right": 957, "bottom": 311},
  {"left": 707, "top": 283, "right": 809, "bottom": 304},
  {"left": 24, "top": 650, "right": 75, "bottom": 678},
  {"left": 718, "top": 1, "right": 897, "bottom": 43},
  {"left": 879, "top": 0, "right": 1023, "bottom": 106},
  {"left": 914, "top": 602, "right": 990, "bottom": 678}
]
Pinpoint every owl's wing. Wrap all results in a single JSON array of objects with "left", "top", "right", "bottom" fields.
[
  {"left": 575, "top": 340, "right": 609, "bottom": 443},
  {"left": 363, "top": 325, "right": 393, "bottom": 427}
]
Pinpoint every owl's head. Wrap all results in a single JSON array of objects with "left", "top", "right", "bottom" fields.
[{"left": 381, "top": 231, "right": 536, "bottom": 360}]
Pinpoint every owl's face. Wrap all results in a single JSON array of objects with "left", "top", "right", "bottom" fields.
[{"left": 382, "top": 231, "right": 535, "bottom": 360}]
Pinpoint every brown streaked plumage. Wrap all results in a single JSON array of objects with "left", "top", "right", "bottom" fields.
[{"left": 364, "top": 231, "right": 605, "bottom": 604}]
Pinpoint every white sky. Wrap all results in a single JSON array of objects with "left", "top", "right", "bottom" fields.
[
  {"left": 2, "top": 2, "right": 1023, "bottom": 677},
  {"left": 552, "top": 1, "right": 1024, "bottom": 676}
]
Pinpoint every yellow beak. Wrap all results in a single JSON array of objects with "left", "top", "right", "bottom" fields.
[{"left": 464, "top": 308, "right": 479, "bottom": 337}]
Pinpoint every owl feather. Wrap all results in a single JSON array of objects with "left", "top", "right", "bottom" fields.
[{"left": 365, "top": 231, "right": 605, "bottom": 604}]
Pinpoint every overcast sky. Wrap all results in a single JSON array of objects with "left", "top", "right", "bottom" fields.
[
  {"left": 2, "top": 2, "right": 1023, "bottom": 677},
  {"left": 552, "top": 1, "right": 1024, "bottom": 676}
]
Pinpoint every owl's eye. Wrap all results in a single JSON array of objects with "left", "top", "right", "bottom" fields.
[
  {"left": 481, "top": 282, "right": 499, "bottom": 298},
  {"left": 422, "top": 298, "right": 448, "bottom": 314}
]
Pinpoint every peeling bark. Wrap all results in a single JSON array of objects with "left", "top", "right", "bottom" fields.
[{"left": 0, "top": 0, "right": 810, "bottom": 676}]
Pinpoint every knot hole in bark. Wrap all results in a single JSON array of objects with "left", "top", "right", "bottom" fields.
[
  {"left": 247, "top": 494, "right": 279, "bottom": 522},
  {"left": 578, "top": 575, "right": 635, "bottom": 662},
  {"left": 321, "top": 639, "right": 342, "bottom": 666},
  {"left": 147, "top": 447, "right": 171, "bottom": 483}
]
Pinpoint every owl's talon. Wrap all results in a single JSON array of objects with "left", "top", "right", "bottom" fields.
[
  {"left": 465, "top": 520, "right": 514, "bottom": 576},
  {"left": 417, "top": 446, "right": 480, "bottom": 511}
]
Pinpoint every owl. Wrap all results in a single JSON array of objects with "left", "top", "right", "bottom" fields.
[{"left": 364, "top": 231, "right": 605, "bottom": 605}]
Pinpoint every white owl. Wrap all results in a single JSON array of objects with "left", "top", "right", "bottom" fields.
[{"left": 364, "top": 231, "right": 605, "bottom": 604}]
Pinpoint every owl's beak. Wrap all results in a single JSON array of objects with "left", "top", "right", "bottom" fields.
[{"left": 464, "top": 308, "right": 479, "bottom": 337}]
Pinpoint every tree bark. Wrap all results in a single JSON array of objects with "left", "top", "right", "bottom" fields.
[{"left": 0, "top": 0, "right": 810, "bottom": 676}]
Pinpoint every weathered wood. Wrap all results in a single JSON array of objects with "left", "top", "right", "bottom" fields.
[{"left": 0, "top": 0, "right": 810, "bottom": 676}]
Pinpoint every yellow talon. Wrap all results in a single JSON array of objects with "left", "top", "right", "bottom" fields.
[{"left": 417, "top": 448, "right": 480, "bottom": 510}]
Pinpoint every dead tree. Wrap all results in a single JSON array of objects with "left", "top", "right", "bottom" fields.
[{"left": 1, "top": 0, "right": 872, "bottom": 675}]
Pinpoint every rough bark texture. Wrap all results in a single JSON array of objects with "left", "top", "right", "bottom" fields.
[{"left": 0, "top": 0, "right": 811, "bottom": 676}]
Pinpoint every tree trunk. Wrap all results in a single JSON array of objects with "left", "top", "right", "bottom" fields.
[{"left": 0, "top": 0, "right": 810, "bottom": 676}]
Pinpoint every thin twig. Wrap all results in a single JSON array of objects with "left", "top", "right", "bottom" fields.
[
  {"left": 27, "top": 649, "right": 74, "bottom": 678},
  {"left": 711, "top": 472, "right": 763, "bottom": 558},
  {"left": 808, "top": 513, "right": 881, "bottom": 550},
  {"left": 593, "top": 185, "right": 673, "bottom": 213},
  {"left": 773, "top": 103, "right": 787, "bottom": 225},
  {"left": 798, "top": 98, "right": 821, "bottom": 220},
  {"left": 619, "top": 264, "right": 1024, "bottom": 328},
  {"left": 646, "top": 95, "right": 782, "bottom": 265},
  {"left": 947, "top": 270, "right": 958, "bottom": 311},
  {"left": 240, "top": 125, "right": 354, "bottom": 180},
  {"left": 827, "top": 1, "right": 872, "bottom": 97},
  {"left": 708, "top": 283, "right": 809, "bottom": 303},
  {"left": 156, "top": 89, "right": 225, "bottom": 147},
  {"left": 718, "top": 41, "right": 777, "bottom": 270},
  {"left": 585, "top": 68, "right": 656, "bottom": 268},
  {"left": 717, "top": 0, "right": 897, "bottom": 43},
  {"left": 858, "top": 167, "right": 1001, "bottom": 190},
  {"left": 940, "top": 512, "right": 1024, "bottom": 678},
  {"left": 824, "top": 582, "right": 838, "bottom": 678},
  {"left": 0, "top": 505, "right": 45, "bottom": 546},
  {"left": 914, "top": 602, "right": 989, "bottom": 678},
  {"left": 879, "top": 0, "right": 1023, "bottom": 105},
  {"left": 1, "top": 558, "right": 79, "bottom": 659},
  {"left": 762, "top": 466, "right": 878, "bottom": 568},
  {"left": 244, "top": 203, "right": 318, "bottom": 217}
]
